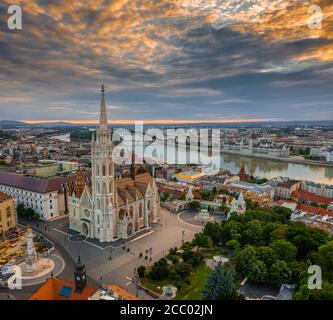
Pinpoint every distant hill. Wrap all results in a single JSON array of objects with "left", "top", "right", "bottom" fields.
[
  {"left": 0, "top": 120, "right": 30, "bottom": 128},
  {"left": 32, "top": 122, "right": 81, "bottom": 128},
  {"left": 0, "top": 119, "right": 333, "bottom": 129}
]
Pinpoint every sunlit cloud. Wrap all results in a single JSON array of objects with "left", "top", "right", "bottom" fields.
[{"left": 0, "top": 0, "right": 332, "bottom": 121}]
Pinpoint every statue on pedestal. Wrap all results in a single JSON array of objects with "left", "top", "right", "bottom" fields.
[{"left": 22, "top": 226, "right": 40, "bottom": 273}]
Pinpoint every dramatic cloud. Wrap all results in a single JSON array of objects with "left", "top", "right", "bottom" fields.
[{"left": 0, "top": 0, "right": 332, "bottom": 122}]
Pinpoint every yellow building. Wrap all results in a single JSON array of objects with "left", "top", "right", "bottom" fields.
[
  {"left": 173, "top": 171, "right": 205, "bottom": 183},
  {"left": 0, "top": 192, "right": 16, "bottom": 234}
]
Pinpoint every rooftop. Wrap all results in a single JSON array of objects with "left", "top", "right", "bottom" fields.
[
  {"left": 28, "top": 277, "right": 97, "bottom": 300},
  {"left": 0, "top": 191, "right": 12, "bottom": 203},
  {"left": 0, "top": 171, "right": 90, "bottom": 194}
]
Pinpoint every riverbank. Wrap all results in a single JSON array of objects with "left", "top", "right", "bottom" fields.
[
  {"left": 163, "top": 140, "right": 333, "bottom": 169},
  {"left": 219, "top": 149, "right": 333, "bottom": 168}
]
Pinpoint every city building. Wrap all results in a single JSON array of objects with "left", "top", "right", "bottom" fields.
[
  {"left": 0, "top": 192, "right": 16, "bottom": 235},
  {"left": 302, "top": 181, "right": 333, "bottom": 198},
  {"left": 223, "top": 139, "right": 290, "bottom": 158},
  {"left": 0, "top": 171, "right": 90, "bottom": 220},
  {"left": 68, "top": 86, "right": 160, "bottom": 242},
  {"left": 274, "top": 180, "right": 301, "bottom": 200},
  {"left": 326, "top": 150, "right": 333, "bottom": 162},
  {"left": 173, "top": 171, "right": 205, "bottom": 184},
  {"left": 226, "top": 181, "right": 275, "bottom": 198}
]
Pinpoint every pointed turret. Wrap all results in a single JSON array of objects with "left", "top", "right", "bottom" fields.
[
  {"left": 237, "top": 191, "right": 245, "bottom": 205},
  {"left": 99, "top": 84, "right": 108, "bottom": 130}
]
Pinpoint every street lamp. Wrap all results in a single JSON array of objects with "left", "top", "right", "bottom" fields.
[
  {"left": 149, "top": 247, "right": 153, "bottom": 261},
  {"left": 134, "top": 267, "right": 139, "bottom": 298},
  {"left": 181, "top": 230, "right": 185, "bottom": 245}
]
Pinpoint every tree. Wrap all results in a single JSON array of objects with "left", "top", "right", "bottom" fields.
[
  {"left": 202, "top": 264, "right": 238, "bottom": 300},
  {"left": 220, "top": 220, "right": 243, "bottom": 243},
  {"left": 234, "top": 245, "right": 257, "bottom": 275},
  {"left": 241, "top": 220, "right": 263, "bottom": 246},
  {"left": 270, "top": 239, "right": 297, "bottom": 262},
  {"left": 16, "top": 203, "right": 26, "bottom": 217},
  {"left": 148, "top": 258, "right": 170, "bottom": 281},
  {"left": 181, "top": 250, "right": 203, "bottom": 267},
  {"left": 203, "top": 222, "right": 221, "bottom": 244},
  {"left": 268, "top": 260, "right": 292, "bottom": 287},
  {"left": 247, "top": 260, "right": 267, "bottom": 283},
  {"left": 294, "top": 281, "right": 333, "bottom": 300},
  {"left": 272, "top": 206, "right": 292, "bottom": 223},
  {"left": 137, "top": 266, "right": 146, "bottom": 278},
  {"left": 226, "top": 240, "right": 241, "bottom": 251},
  {"left": 174, "top": 262, "right": 192, "bottom": 278},
  {"left": 270, "top": 224, "right": 289, "bottom": 242},
  {"left": 192, "top": 233, "right": 213, "bottom": 249},
  {"left": 256, "top": 246, "right": 277, "bottom": 267},
  {"left": 317, "top": 241, "right": 333, "bottom": 282},
  {"left": 287, "top": 223, "right": 329, "bottom": 259},
  {"left": 188, "top": 201, "right": 200, "bottom": 211}
]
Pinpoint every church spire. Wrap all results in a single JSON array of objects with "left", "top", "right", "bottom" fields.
[{"left": 99, "top": 84, "right": 108, "bottom": 130}]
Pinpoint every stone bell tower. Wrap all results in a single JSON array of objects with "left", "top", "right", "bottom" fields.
[{"left": 91, "top": 85, "right": 115, "bottom": 242}]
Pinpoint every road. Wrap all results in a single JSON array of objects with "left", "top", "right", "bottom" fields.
[{"left": 4, "top": 208, "right": 201, "bottom": 300}]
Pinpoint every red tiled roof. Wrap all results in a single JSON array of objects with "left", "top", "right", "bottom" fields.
[
  {"left": 296, "top": 203, "right": 333, "bottom": 217},
  {"left": 28, "top": 277, "right": 97, "bottom": 300},
  {"left": 220, "top": 185, "right": 243, "bottom": 193},
  {"left": 291, "top": 190, "right": 333, "bottom": 204}
]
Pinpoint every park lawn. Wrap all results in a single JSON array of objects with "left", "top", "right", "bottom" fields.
[
  {"left": 141, "top": 264, "right": 211, "bottom": 300},
  {"left": 175, "top": 265, "right": 210, "bottom": 300}
]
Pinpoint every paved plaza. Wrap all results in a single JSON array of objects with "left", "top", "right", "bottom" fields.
[{"left": 12, "top": 208, "right": 203, "bottom": 299}]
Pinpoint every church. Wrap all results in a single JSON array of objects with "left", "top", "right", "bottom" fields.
[{"left": 68, "top": 86, "right": 160, "bottom": 242}]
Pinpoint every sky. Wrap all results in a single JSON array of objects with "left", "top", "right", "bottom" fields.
[{"left": 0, "top": 0, "right": 333, "bottom": 123}]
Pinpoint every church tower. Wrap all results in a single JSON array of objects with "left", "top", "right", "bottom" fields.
[
  {"left": 74, "top": 255, "right": 87, "bottom": 293},
  {"left": 91, "top": 85, "right": 115, "bottom": 242}
]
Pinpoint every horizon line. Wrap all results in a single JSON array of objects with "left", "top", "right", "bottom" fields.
[{"left": 23, "top": 118, "right": 274, "bottom": 125}]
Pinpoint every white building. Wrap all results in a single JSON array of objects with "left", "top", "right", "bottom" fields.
[
  {"left": 326, "top": 151, "right": 333, "bottom": 162},
  {"left": 0, "top": 172, "right": 87, "bottom": 220}
]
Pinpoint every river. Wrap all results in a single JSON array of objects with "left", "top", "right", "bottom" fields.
[{"left": 138, "top": 143, "right": 333, "bottom": 185}]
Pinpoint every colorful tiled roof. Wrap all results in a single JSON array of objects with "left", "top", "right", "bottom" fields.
[
  {"left": 296, "top": 203, "right": 333, "bottom": 217},
  {"left": 291, "top": 190, "right": 333, "bottom": 204}
]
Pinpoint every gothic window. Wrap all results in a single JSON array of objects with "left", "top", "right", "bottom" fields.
[
  {"left": 109, "top": 182, "right": 112, "bottom": 193},
  {"left": 147, "top": 200, "right": 151, "bottom": 211},
  {"left": 97, "top": 215, "right": 100, "bottom": 225},
  {"left": 96, "top": 164, "right": 99, "bottom": 176},
  {"left": 97, "top": 199, "right": 100, "bottom": 210},
  {"left": 102, "top": 164, "right": 106, "bottom": 176},
  {"left": 103, "top": 183, "right": 107, "bottom": 194},
  {"left": 130, "top": 206, "right": 134, "bottom": 218},
  {"left": 109, "top": 164, "right": 112, "bottom": 175},
  {"left": 96, "top": 183, "right": 100, "bottom": 194},
  {"left": 139, "top": 203, "right": 143, "bottom": 218}
]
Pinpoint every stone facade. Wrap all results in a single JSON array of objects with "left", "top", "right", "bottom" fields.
[{"left": 68, "top": 86, "right": 159, "bottom": 242}]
